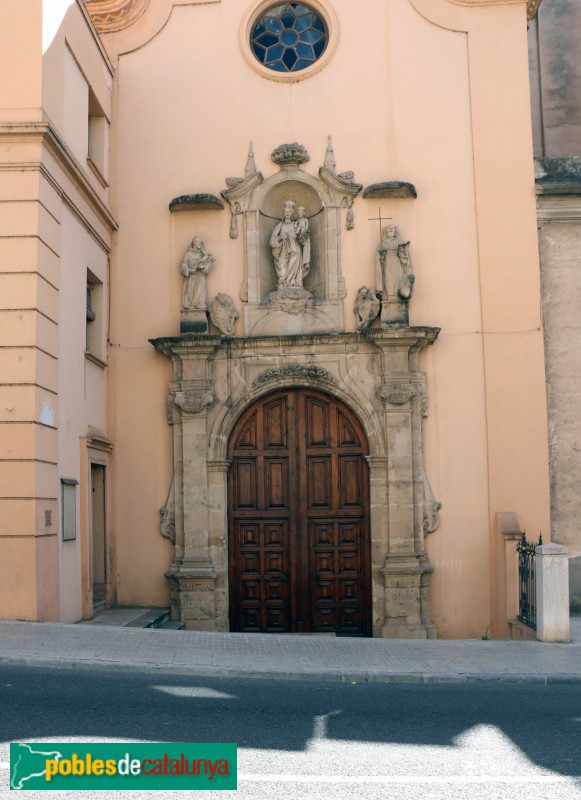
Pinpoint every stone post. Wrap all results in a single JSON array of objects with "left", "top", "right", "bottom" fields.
[{"left": 536, "top": 543, "right": 570, "bottom": 642}]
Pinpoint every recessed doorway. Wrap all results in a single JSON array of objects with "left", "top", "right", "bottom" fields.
[{"left": 228, "top": 388, "right": 371, "bottom": 636}]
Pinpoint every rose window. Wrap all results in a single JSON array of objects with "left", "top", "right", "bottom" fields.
[{"left": 250, "top": 3, "right": 328, "bottom": 73}]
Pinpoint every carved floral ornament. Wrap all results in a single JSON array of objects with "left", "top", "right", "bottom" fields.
[
  {"left": 83, "top": 0, "right": 149, "bottom": 33},
  {"left": 173, "top": 390, "right": 215, "bottom": 415},
  {"left": 377, "top": 382, "right": 428, "bottom": 417},
  {"left": 253, "top": 364, "right": 338, "bottom": 388}
]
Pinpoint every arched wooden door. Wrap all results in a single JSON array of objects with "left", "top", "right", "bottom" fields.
[{"left": 228, "top": 388, "right": 371, "bottom": 636}]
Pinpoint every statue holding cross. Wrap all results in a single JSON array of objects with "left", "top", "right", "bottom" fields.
[{"left": 369, "top": 209, "right": 415, "bottom": 327}]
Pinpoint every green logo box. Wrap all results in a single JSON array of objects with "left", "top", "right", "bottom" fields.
[{"left": 10, "top": 742, "right": 237, "bottom": 791}]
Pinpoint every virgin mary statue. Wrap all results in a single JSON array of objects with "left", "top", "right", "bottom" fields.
[{"left": 270, "top": 200, "right": 303, "bottom": 289}]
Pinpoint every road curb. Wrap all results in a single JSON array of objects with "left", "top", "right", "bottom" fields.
[{"left": 1, "top": 655, "right": 580, "bottom": 685}]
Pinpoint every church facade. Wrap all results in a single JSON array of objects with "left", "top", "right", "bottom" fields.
[{"left": 0, "top": 0, "right": 553, "bottom": 638}]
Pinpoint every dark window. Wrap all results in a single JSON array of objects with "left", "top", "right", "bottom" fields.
[{"left": 250, "top": 3, "right": 328, "bottom": 73}]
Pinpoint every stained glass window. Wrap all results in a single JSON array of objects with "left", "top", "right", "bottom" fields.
[{"left": 251, "top": 3, "right": 328, "bottom": 73}]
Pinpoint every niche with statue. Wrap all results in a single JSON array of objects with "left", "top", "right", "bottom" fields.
[{"left": 221, "top": 139, "right": 361, "bottom": 335}]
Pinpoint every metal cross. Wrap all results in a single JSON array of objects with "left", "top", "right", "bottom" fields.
[{"left": 368, "top": 207, "right": 392, "bottom": 243}]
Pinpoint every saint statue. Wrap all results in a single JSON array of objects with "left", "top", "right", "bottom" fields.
[
  {"left": 180, "top": 237, "right": 214, "bottom": 310},
  {"left": 375, "top": 224, "right": 415, "bottom": 304},
  {"left": 270, "top": 200, "right": 311, "bottom": 289}
]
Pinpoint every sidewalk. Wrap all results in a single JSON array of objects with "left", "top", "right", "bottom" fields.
[{"left": 0, "top": 619, "right": 579, "bottom": 684}]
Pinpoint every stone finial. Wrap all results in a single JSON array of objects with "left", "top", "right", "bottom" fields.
[
  {"left": 271, "top": 142, "right": 309, "bottom": 166},
  {"left": 245, "top": 142, "right": 257, "bottom": 178},
  {"left": 324, "top": 135, "right": 336, "bottom": 171}
]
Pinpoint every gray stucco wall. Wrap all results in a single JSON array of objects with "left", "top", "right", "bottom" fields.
[{"left": 529, "top": 0, "right": 581, "bottom": 157}]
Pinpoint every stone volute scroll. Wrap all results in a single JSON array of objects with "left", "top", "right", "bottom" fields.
[
  {"left": 375, "top": 224, "right": 415, "bottom": 327},
  {"left": 160, "top": 476, "right": 176, "bottom": 544},
  {"left": 180, "top": 237, "right": 214, "bottom": 333}
]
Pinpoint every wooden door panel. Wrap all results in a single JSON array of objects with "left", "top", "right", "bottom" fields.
[
  {"left": 314, "top": 550, "right": 335, "bottom": 576},
  {"left": 312, "top": 521, "right": 334, "bottom": 546},
  {"left": 236, "top": 518, "right": 290, "bottom": 633},
  {"left": 312, "top": 603, "right": 336, "bottom": 630},
  {"left": 338, "top": 521, "right": 358, "bottom": 546},
  {"left": 338, "top": 550, "right": 359, "bottom": 574},
  {"left": 336, "top": 410, "right": 359, "bottom": 447},
  {"left": 264, "top": 458, "right": 290, "bottom": 509},
  {"left": 338, "top": 606, "right": 361, "bottom": 633},
  {"left": 229, "top": 389, "right": 370, "bottom": 636},
  {"left": 307, "top": 456, "right": 333, "bottom": 509},
  {"left": 339, "top": 578, "right": 358, "bottom": 602},
  {"left": 236, "top": 412, "right": 258, "bottom": 449},
  {"left": 263, "top": 398, "right": 289, "bottom": 449},
  {"left": 305, "top": 396, "right": 330, "bottom": 447},
  {"left": 234, "top": 459, "right": 258, "bottom": 508},
  {"left": 338, "top": 455, "right": 363, "bottom": 507}
]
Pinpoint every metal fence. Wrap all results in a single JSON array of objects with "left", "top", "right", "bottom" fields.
[{"left": 517, "top": 532, "right": 542, "bottom": 629}]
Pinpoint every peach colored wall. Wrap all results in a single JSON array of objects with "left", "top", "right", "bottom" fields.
[
  {"left": 0, "top": 0, "right": 43, "bottom": 122},
  {"left": 58, "top": 205, "right": 109, "bottom": 622},
  {"left": 102, "top": 0, "right": 549, "bottom": 635}
]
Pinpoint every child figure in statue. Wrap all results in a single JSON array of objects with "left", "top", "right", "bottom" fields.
[{"left": 295, "top": 206, "right": 311, "bottom": 279}]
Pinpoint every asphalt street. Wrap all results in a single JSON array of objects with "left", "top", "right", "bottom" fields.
[{"left": 0, "top": 664, "right": 580, "bottom": 799}]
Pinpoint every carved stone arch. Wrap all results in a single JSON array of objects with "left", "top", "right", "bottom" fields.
[{"left": 208, "top": 372, "right": 384, "bottom": 464}]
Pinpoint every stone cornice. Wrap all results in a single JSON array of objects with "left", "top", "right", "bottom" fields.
[
  {"left": 0, "top": 122, "right": 118, "bottom": 245},
  {"left": 411, "top": 0, "right": 541, "bottom": 29},
  {"left": 83, "top": 0, "right": 149, "bottom": 34},
  {"left": 150, "top": 328, "right": 441, "bottom": 358},
  {"left": 450, "top": 0, "right": 542, "bottom": 18}
]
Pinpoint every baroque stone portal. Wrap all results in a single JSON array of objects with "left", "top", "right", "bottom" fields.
[
  {"left": 153, "top": 138, "right": 439, "bottom": 639},
  {"left": 150, "top": 328, "right": 441, "bottom": 639}
]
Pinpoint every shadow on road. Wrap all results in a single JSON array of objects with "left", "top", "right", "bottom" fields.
[{"left": 0, "top": 666, "right": 579, "bottom": 778}]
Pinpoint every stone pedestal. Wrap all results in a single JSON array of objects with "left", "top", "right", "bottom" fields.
[
  {"left": 166, "top": 568, "right": 216, "bottom": 630},
  {"left": 536, "top": 543, "right": 570, "bottom": 642},
  {"left": 380, "top": 299, "right": 409, "bottom": 327},
  {"left": 180, "top": 309, "right": 209, "bottom": 334},
  {"left": 381, "top": 557, "right": 437, "bottom": 638}
]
